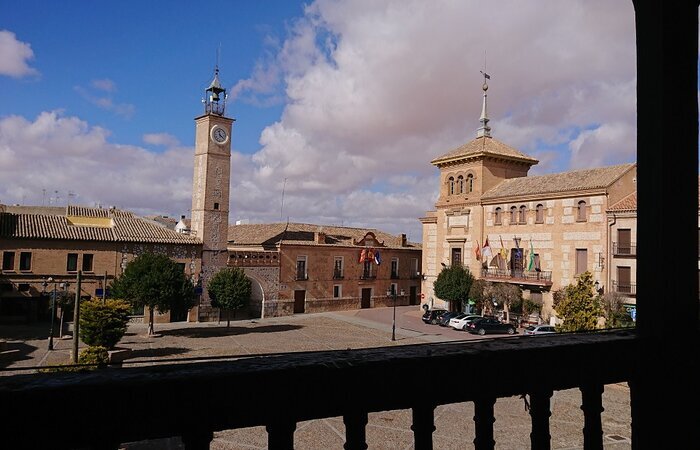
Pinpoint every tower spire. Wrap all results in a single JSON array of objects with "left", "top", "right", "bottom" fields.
[
  {"left": 204, "top": 49, "right": 227, "bottom": 116},
  {"left": 476, "top": 69, "right": 491, "bottom": 138}
]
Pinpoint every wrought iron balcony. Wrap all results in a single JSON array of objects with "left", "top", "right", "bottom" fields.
[
  {"left": 332, "top": 269, "right": 344, "bottom": 279},
  {"left": 480, "top": 268, "right": 553, "bottom": 286},
  {"left": 612, "top": 281, "right": 636, "bottom": 296},
  {"left": 295, "top": 272, "right": 308, "bottom": 281},
  {"left": 612, "top": 242, "right": 637, "bottom": 257}
]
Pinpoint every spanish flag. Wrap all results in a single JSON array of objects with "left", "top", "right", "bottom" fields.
[{"left": 474, "top": 240, "right": 481, "bottom": 261}]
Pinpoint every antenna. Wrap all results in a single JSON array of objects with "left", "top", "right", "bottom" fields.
[
  {"left": 42, "top": 189, "right": 46, "bottom": 206},
  {"left": 280, "top": 178, "right": 287, "bottom": 221}
]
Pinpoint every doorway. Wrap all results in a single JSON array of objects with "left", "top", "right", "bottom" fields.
[
  {"left": 409, "top": 286, "right": 418, "bottom": 305},
  {"left": 294, "top": 290, "right": 306, "bottom": 314},
  {"left": 361, "top": 288, "right": 372, "bottom": 309}
]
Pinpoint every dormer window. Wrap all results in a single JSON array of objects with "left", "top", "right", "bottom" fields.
[
  {"left": 467, "top": 174, "right": 474, "bottom": 193},
  {"left": 457, "top": 176, "right": 464, "bottom": 194},
  {"left": 448, "top": 177, "right": 455, "bottom": 195}
]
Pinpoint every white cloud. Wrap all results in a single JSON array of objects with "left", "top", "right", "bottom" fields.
[
  {"left": 91, "top": 78, "right": 116, "bottom": 92},
  {"left": 74, "top": 83, "right": 135, "bottom": 119},
  {"left": 143, "top": 133, "right": 180, "bottom": 147},
  {"left": 0, "top": 111, "right": 194, "bottom": 217},
  {"left": 0, "top": 30, "right": 38, "bottom": 78},
  {"left": 228, "top": 0, "right": 636, "bottom": 239}
]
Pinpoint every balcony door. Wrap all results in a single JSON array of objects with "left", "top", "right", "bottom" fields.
[
  {"left": 618, "top": 229, "right": 631, "bottom": 254},
  {"left": 617, "top": 267, "right": 631, "bottom": 293}
]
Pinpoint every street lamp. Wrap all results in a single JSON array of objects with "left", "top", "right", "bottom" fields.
[
  {"left": 45, "top": 277, "right": 56, "bottom": 350},
  {"left": 386, "top": 287, "right": 405, "bottom": 342}
]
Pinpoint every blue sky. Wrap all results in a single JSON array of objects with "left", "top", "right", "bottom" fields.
[{"left": 0, "top": 1, "right": 639, "bottom": 242}]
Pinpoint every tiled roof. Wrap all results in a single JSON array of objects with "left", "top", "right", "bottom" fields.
[
  {"left": 608, "top": 192, "right": 637, "bottom": 212},
  {"left": 431, "top": 136, "right": 539, "bottom": 166},
  {"left": 228, "top": 222, "right": 420, "bottom": 249},
  {"left": 0, "top": 205, "right": 201, "bottom": 245},
  {"left": 481, "top": 163, "right": 636, "bottom": 200}
]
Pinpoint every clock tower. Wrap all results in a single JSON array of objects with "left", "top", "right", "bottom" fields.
[{"left": 191, "top": 66, "right": 234, "bottom": 321}]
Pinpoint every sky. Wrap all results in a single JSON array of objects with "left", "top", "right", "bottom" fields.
[{"left": 0, "top": 0, "right": 639, "bottom": 242}]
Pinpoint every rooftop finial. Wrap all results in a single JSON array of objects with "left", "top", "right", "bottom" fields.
[
  {"left": 477, "top": 70, "right": 491, "bottom": 138},
  {"left": 477, "top": 51, "right": 491, "bottom": 138}
]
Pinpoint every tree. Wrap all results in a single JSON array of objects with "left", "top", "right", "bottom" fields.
[
  {"left": 553, "top": 271, "right": 603, "bottom": 332},
  {"left": 600, "top": 292, "right": 634, "bottom": 328},
  {"left": 110, "top": 253, "right": 195, "bottom": 336},
  {"left": 80, "top": 299, "right": 131, "bottom": 349},
  {"left": 433, "top": 265, "right": 474, "bottom": 312},
  {"left": 208, "top": 267, "right": 252, "bottom": 327},
  {"left": 468, "top": 279, "right": 491, "bottom": 314},
  {"left": 491, "top": 283, "right": 522, "bottom": 323}
]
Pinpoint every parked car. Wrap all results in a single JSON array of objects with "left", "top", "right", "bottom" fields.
[
  {"left": 450, "top": 314, "right": 483, "bottom": 331},
  {"left": 437, "top": 311, "right": 462, "bottom": 327},
  {"left": 466, "top": 317, "right": 517, "bottom": 335},
  {"left": 422, "top": 309, "right": 448, "bottom": 325},
  {"left": 523, "top": 325, "right": 557, "bottom": 335}
]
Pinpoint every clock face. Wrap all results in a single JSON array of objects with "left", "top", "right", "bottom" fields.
[{"left": 211, "top": 126, "right": 228, "bottom": 144}]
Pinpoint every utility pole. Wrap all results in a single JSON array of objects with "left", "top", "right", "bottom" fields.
[{"left": 72, "top": 270, "right": 81, "bottom": 363}]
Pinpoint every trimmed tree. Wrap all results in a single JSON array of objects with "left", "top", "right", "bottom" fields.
[
  {"left": 110, "top": 253, "right": 195, "bottom": 336},
  {"left": 491, "top": 283, "right": 522, "bottom": 324},
  {"left": 208, "top": 267, "right": 252, "bottom": 327},
  {"left": 80, "top": 298, "right": 131, "bottom": 349},
  {"left": 553, "top": 271, "right": 603, "bottom": 332},
  {"left": 433, "top": 265, "right": 474, "bottom": 312}
]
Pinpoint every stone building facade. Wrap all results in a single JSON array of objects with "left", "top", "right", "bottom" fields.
[
  {"left": 227, "top": 223, "right": 422, "bottom": 318},
  {"left": 0, "top": 205, "right": 202, "bottom": 323},
  {"left": 420, "top": 78, "right": 637, "bottom": 321}
]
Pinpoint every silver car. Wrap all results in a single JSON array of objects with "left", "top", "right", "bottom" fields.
[{"left": 523, "top": 325, "right": 556, "bottom": 335}]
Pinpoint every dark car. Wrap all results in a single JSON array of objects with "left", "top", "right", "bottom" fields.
[
  {"left": 422, "top": 309, "right": 448, "bottom": 324},
  {"left": 467, "top": 317, "right": 517, "bottom": 335},
  {"left": 437, "top": 311, "right": 462, "bottom": 327}
]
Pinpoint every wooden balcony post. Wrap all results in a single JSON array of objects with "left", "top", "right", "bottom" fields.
[
  {"left": 343, "top": 411, "right": 368, "bottom": 450},
  {"left": 266, "top": 420, "right": 296, "bottom": 450},
  {"left": 580, "top": 384, "right": 604, "bottom": 450},
  {"left": 181, "top": 429, "right": 214, "bottom": 450},
  {"left": 529, "top": 390, "right": 552, "bottom": 450},
  {"left": 411, "top": 403, "right": 436, "bottom": 450},
  {"left": 473, "top": 397, "right": 496, "bottom": 450}
]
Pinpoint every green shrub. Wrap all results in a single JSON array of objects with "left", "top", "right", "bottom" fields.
[
  {"left": 78, "top": 346, "right": 109, "bottom": 367},
  {"left": 80, "top": 299, "right": 131, "bottom": 349},
  {"left": 39, "top": 346, "right": 109, "bottom": 373}
]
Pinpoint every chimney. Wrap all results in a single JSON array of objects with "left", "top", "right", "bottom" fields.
[
  {"left": 316, "top": 232, "right": 326, "bottom": 244},
  {"left": 401, "top": 233, "right": 407, "bottom": 247},
  {"left": 181, "top": 215, "right": 186, "bottom": 220}
]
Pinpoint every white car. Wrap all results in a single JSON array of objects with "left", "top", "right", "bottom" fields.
[
  {"left": 450, "top": 314, "right": 483, "bottom": 331},
  {"left": 523, "top": 325, "right": 557, "bottom": 335}
]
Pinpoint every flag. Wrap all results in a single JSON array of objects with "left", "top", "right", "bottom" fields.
[
  {"left": 374, "top": 250, "right": 382, "bottom": 265},
  {"left": 474, "top": 240, "right": 481, "bottom": 261},
  {"left": 482, "top": 238, "right": 492, "bottom": 259},
  {"left": 499, "top": 235, "right": 508, "bottom": 261},
  {"left": 367, "top": 249, "right": 375, "bottom": 263},
  {"left": 528, "top": 239, "right": 535, "bottom": 271},
  {"left": 359, "top": 248, "right": 367, "bottom": 263}
]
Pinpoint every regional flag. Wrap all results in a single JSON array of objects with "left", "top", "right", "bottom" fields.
[
  {"left": 374, "top": 250, "right": 382, "bottom": 265},
  {"left": 482, "top": 238, "right": 492, "bottom": 259},
  {"left": 359, "top": 248, "right": 367, "bottom": 263},
  {"left": 528, "top": 240, "right": 535, "bottom": 271}
]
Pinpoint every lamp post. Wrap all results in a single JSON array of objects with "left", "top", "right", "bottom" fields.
[
  {"left": 45, "top": 277, "right": 56, "bottom": 350},
  {"left": 386, "top": 287, "right": 405, "bottom": 342}
]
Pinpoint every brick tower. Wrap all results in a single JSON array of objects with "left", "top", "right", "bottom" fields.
[{"left": 191, "top": 66, "right": 234, "bottom": 321}]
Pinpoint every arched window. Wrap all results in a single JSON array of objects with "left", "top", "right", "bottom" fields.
[
  {"left": 510, "top": 206, "right": 518, "bottom": 224},
  {"left": 467, "top": 174, "right": 474, "bottom": 193},
  {"left": 494, "top": 207, "right": 502, "bottom": 225},
  {"left": 577, "top": 200, "right": 587, "bottom": 222},
  {"left": 457, "top": 175, "right": 464, "bottom": 194},
  {"left": 519, "top": 205, "right": 527, "bottom": 224},
  {"left": 535, "top": 204, "right": 544, "bottom": 223},
  {"left": 448, "top": 177, "right": 455, "bottom": 195}
]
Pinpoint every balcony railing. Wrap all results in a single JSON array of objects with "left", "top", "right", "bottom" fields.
[
  {"left": 612, "top": 280, "right": 636, "bottom": 296},
  {"left": 333, "top": 269, "right": 344, "bottom": 279},
  {"left": 612, "top": 242, "right": 637, "bottom": 257},
  {"left": 390, "top": 272, "right": 399, "bottom": 279},
  {"left": 0, "top": 330, "right": 638, "bottom": 450},
  {"left": 480, "top": 268, "right": 553, "bottom": 285},
  {"left": 360, "top": 272, "right": 376, "bottom": 280},
  {"left": 295, "top": 272, "right": 308, "bottom": 281}
]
